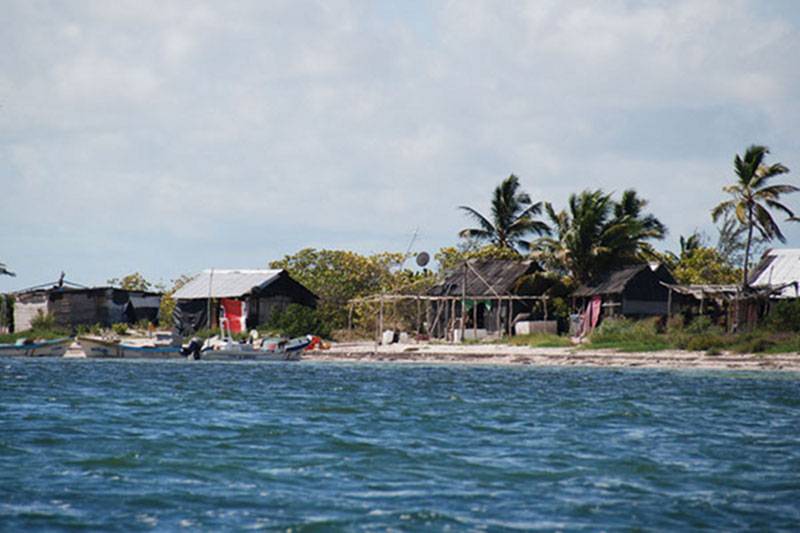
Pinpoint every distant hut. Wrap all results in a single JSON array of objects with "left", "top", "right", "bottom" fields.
[
  {"left": 14, "top": 283, "right": 161, "bottom": 332},
  {"left": 747, "top": 249, "right": 800, "bottom": 298},
  {"left": 172, "top": 269, "right": 317, "bottom": 336},
  {"left": 425, "top": 259, "right": 543, "bottom": 340},
  {"left": 572, "top": 264, "right": 677, "bottom": 327}
]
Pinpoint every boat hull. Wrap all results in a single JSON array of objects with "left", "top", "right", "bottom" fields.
[
  {"left": 118, "top": 345, "right": 183, "bottom": 359},
  {"left": 0, "top": 337, "right": 74, "bottom": 358},
  {"left": 78, "top": 337, "right": 122, "bottom": 358}
]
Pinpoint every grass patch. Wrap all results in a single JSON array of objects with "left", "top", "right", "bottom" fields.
[{"left": 0, "top": 327, "right": 72, "bottom": 344}]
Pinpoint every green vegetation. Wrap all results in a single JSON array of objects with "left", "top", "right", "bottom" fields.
[
  {"left": 533, "top": 189, "right": 666, "bottom": 284},
  {"left": 508, "top": 333, "right": 573, "bottom": 348},
  {"left": 712, "top": 144, "right": 795, "bottom": 286},
  {"left": 458, "top": 174, "right": 549, "bottom": 254},
  {"left": 270, "top": 248, "right": 435, "bottom": 337},
  {"left": 31, "top": 310, "right": 56, "bottom": 330},
  {"left": 263, "top": 304, "right": 330, "bottom": 339},
  {"left": 586, "top": 317, "right": 670, "bottom": 352},
  {"left": 579, "top": 308, "right": 800, "bottom": 355},
  {"left": 107, "top": 272, "right": 154, "bottom": 291}
]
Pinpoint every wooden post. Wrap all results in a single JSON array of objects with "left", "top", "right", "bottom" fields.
[
  {"left": 473, "top": 299, "right": 478, "bottom": 340},
  {"left": 460, "top": 262, "right": 467, "bottom": 342},
  {"left": 496, "top": 298, "right": 501, "bottom": 338},
  {"left": 379, "top": 293, "right": 384, "bottom": 343},
  {"left": 543, "top": 296, "right": 548, "bottom": 322},
  {"left": 416, "top": 296, "right": 421, "bottom": 335},
  {"left": 506, "top": 297, "right": 512, "bottom": 337},
  {"left": 451, "top": 297, "right": 457, "bottom": 342},
  {"left": 348, "top": 303, "right": 354, "bottom": 340},
  {"left": 667, "top": 288, "right": 672, "bottom": 318}
]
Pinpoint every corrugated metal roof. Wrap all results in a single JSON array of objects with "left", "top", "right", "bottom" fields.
[
  {"left": 427, "top": 260, "right": 538, "bottom": 296},
  {"left": 749, "top": 249, "right": 800, "bottom": 298},
  {"left": 173, "top": 269, "right": 283, "bottom": 299}
]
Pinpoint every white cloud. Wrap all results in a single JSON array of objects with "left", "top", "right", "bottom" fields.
[{"left": 1, "top": 0, "right": 800, "bottom": 289}]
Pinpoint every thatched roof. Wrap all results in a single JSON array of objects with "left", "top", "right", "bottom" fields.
[
  {"left": 427, "top": 260, "right": 539, "bottom": 297},
  {"left": 573, "top": 263, "right": 674, "bottom": 298}
]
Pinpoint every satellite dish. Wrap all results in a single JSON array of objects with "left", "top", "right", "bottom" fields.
[{"left": 416, "top": 251, "right": 430, "bottom": 267}]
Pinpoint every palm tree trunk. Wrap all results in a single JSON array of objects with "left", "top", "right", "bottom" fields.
[{"left": 743, "top": 207, "right": 754, "bottom": 289}]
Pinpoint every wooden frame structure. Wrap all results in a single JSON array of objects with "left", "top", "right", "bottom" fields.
[{"left": 348, "top": 260, "right": 550, "bottom": 342}]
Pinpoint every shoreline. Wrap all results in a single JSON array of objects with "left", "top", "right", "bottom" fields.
[{"left": 303, "top": 341, "right": 800, "bottom": 372}]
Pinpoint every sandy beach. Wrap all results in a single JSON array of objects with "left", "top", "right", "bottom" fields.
[
  {"left": 304, "top": 341, "right": 800, "bottom": 372},
  {"left": 60, "top": 338, "right": 800, "bottom": 371}
]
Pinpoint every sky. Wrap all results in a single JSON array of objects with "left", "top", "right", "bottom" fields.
[{"left": 2, "top": 0, "right": 800, "bottom": 292}]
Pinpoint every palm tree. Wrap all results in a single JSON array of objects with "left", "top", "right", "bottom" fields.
[
  {"left": 458, "top": 174, "right": 550, "bottom": 254},
  {"left": 533, "top": 189, "right": 666, "bottom": 284},
  {"left": 711, "top": 145, "right": 795, "bottom": 287},
  {"left": 0, "top": 262, "right": 15, "bottom": 277}
]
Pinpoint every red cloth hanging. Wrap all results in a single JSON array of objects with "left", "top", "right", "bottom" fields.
[{"left": 221, "top": 298, "right": 245, "bottom": 333}]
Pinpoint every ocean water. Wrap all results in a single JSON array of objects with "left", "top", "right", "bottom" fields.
[{"left": 1, "top": 360, "right": 799, "bottom": 532}]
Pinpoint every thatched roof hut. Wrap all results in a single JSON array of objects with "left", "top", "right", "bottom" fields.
[{"left": 573, "top": 263, "right": 676, "bottom": 317}]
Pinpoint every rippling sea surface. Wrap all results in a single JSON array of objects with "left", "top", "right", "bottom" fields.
[{"left": 1, "top": 360, "right": 799, "bottom": 531}]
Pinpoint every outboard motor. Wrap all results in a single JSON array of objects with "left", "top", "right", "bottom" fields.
[{"left": 181, "top": 337, "right": 203, "bottom": 360}]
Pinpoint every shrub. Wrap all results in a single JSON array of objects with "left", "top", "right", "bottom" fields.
[
  {"left": 31, "top": 310, "right": 56, "bottom": 330},
  {"left": 685, "top": 334, "right": 725, "bottom": 352},
  {"left": 111, "top": 323, "right": 128, "bottom": 336},
  {"left": 589, "top": 317, "right": 660, "bottom": 345},
  {"left": 765, "top": 300, "right": 800, "bottom": 333},
  {"left": 264, "top": 304, "right": 330, "bottom": 339}
]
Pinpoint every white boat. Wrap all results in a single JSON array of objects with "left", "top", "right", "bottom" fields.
[
  {"left": 197, "top": 318, "right": 310, "bottom": 361},
  {"left": 0, "top": 336, "right": 75, "bottom": 357},
  {"left": 78, "top": 336, "right": 183, "bottom": 359},
  {"left": 78, "top": 336, "right": 122, "bottom": 358},
  {"left": 118, "top": 344, "right": 183, "bottom": 359}
]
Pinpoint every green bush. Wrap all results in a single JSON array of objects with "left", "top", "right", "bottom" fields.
[
  {"left": 30, "top": 310, "right": 56, "bottom": 330},
  {"left": 765, "top": 300, "right": 800, "bottom": 333},
  {"left": 589, "top": 317, "right": 661, "bottom": 345},
  {"left": 111, "top": 323, "right": 128, "bottom": 336},
  {"left": 666, "top": 315, "right": 724, "bottom": 350},
  {"left": 76, "top": 323, "right": 102, "bottom": 336},
  {"left": 264, "top": 304, "right": 330, "bottom": 339},
  {"left": 685, "top": 334, "right": 725, "bottom": 352}
]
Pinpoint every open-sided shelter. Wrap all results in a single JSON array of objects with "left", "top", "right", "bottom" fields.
[
  {"left": 425, "top": 259, "right": 543, "bottom": 339},
  {"left": 172, "top": 269, "right": 317, "bottom": 335}
]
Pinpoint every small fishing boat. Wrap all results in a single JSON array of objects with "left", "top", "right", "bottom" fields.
[
  {"left": 78, "top": 336, "right": 122, "bottom": 358},
  {"left": 197, "top": 318, "right": 310, "bottom": 361},
  {"left": 77, "top": 336, "right": 183, "bottom": 359},
  {"left": 118, "top": 344, "right": 183, "bottom": 359},
  {"left": 0, "top": 336, "right": 75, "bottom": 357}
]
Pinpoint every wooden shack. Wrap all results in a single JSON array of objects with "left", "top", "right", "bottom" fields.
[
  {"left": 172, "top": 269, "right": 317, "bottom": 335},
  {"left": 572, "top": 263, "right": 677, "bottom": 321},
  {"left": 14, "top": 286, "right": 161, "bottom": 331}
]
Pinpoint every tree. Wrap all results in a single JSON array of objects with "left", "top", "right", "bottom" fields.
[
  {"left": 158, "top": 274, "right": 196, "bottom": 329},
  {"left": 0, "top": 262, "right": 15, "bottom": 277},
  {"left": 270, "top": 248, "right": 405, "bottom": 331},
  {"left": 458, "top": 174, "right": 549, "bottom": 254},
  {"left": 711, "top": 145, "right": 795, "bottom": 287},
  {"left": 533, "top": 189, "right": 666, "bottom": 284},
  {"left": 107, "top": 272, "right": 153, "bottom": 292},
  {"left": 672, "top": 247, "right": 741, "bottom": 285}
]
